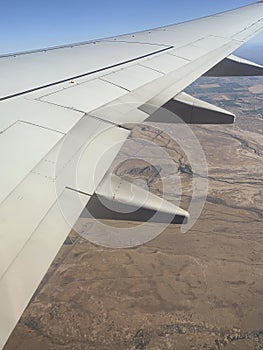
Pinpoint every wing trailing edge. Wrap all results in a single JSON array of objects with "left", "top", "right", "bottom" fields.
[
  {"left": 204, "top": 54, "right": 263, "bottom": 77},
  {"left": 85, "top": 174, "right": 189, "bottom": 225},
  {"left": 147, "top": 92, "right": 235, "bottom": 124}
]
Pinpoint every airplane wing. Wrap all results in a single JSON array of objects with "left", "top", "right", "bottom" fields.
[{"left": 1, "top": 2, "right": 263, "bottom": 348}]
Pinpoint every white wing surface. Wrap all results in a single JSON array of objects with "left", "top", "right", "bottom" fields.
[{"left": 1, "top": 2, "right": 263, "bottom": 348}]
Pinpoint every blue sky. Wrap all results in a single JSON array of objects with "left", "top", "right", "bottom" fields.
[{"left": 0, "top": 0, "right": 262, "bottom": 54}]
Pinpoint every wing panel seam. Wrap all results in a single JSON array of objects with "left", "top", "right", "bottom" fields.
[
  {"left": 0, "top": 119, "right": 66, "bottom": 135},
  {"left": 0, "top": 46, "right": 174, "bottom": 102}
]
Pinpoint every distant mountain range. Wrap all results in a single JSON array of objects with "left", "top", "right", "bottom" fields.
[{"left": 235, "top": 44, "right": 263, "bottom": 65}]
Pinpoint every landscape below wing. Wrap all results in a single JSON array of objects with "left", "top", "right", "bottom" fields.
[{"left": 1, "top": 2, "right": 263, "bottom": 348}]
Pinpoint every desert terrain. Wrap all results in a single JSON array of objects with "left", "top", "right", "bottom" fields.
[{"left": 4, "top": 75, "right": 263, "bottom": 350}]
